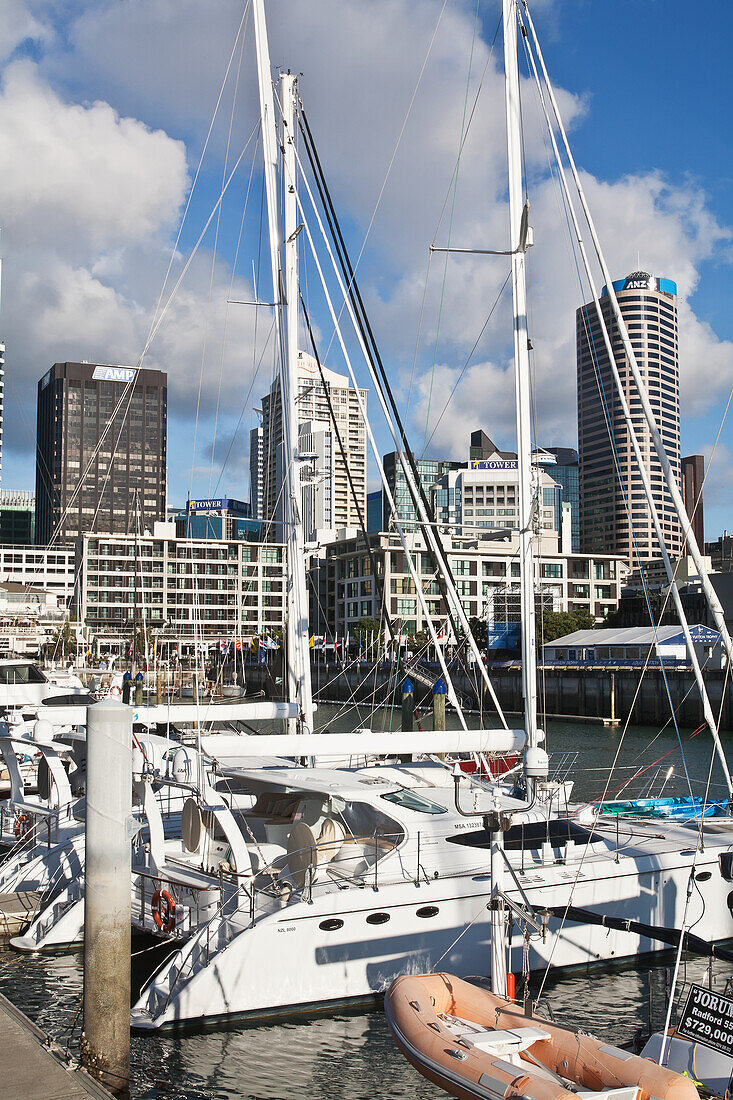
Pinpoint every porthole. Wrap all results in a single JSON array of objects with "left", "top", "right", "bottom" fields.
[
  {"left": 417, "top": 905, "right": 439, "bottom": 918},
  {"left": 366, "top": 912, "right": 390, "bottom": 925},
  {"left": 319, "top": 918, "right": 344, "bottom": 932},
  {"left": 695, "top": 871, "right": 712, "bottom": 883}
]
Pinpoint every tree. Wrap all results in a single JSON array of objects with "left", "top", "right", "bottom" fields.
[
  {"left": 468, "top": 617, "right": 488, "bottom": 653},
  {"left": 537, "top": 609, "right": 595, "bottom": 644},
  {"left": 45, "top": 619, "right": 77, "bottom": 660},
  {"left": 354, "top": 617, "right": 382, "bottom": 644}
]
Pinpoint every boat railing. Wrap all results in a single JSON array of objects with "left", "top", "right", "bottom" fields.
[
  {"left": 0, "top": 798, "right": 78, "bottom": 868},
  {"left": 245, "top": 829, "right": 408, "bottom": 919},
  {"left": 133, "top": 867, "right": 223, "bottom": 937},
  {"left": 154, "top": 883, "right": 249, "bottom": 1012}
]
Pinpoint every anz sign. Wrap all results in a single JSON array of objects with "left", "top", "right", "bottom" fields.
[
  {"left": 92, "top": 365, "right": 137, "bottom": 383},
  {"left": 622, "top": 272, "right": 652, "bottom": 291}
]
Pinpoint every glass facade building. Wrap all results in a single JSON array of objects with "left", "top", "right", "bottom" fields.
[
  {"left": 577, "top": 273, "right": 681, "bottom": 568},
  {"left": 381, "top": 453, "right": 463, "bottom": 531},
  {"left": 35, "top": 362, "right": 167, "bottom": 546},
  {"left": 546, "top": 447, "right": 580, "bottom": 551},
  {"left": 0, "top": 490, "right": 35, "bottom": 545}
]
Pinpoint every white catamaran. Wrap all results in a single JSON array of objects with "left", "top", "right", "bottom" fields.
[{"left": 126, "top": 0, "right": 733, "bottom": 1030}]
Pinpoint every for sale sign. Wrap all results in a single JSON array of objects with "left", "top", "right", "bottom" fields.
[{"left": 677, "top": 983, "right": 733, "bottom": 1056}]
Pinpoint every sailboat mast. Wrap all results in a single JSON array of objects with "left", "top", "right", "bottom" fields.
[
  {"left": 252, "top": 4, "right": 313, "bottom": 735},
  {"left": 281, "top": 71, "right": 315, "bottom": 736},
  {"left": 503, "top": 0, "right": 538, "bottom": 750}
]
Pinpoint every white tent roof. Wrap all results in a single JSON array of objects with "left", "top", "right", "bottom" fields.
[{"left": 545, "top": 625, "right": 718, "bottom": 648}]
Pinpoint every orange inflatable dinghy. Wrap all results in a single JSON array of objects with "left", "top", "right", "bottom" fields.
[{"left": 385, "top": 973, "right": 699, "bottom": 1100}]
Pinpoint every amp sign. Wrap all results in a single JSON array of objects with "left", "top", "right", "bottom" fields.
[{"left": 92, "top": 365, "right": 137, "bottom": 383}]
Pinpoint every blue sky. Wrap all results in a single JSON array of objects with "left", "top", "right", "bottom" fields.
[{"left": 0, "top": 0, "right": 731, "bottom": 540}]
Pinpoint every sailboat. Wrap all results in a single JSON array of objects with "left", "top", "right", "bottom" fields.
[{"left": 125, "top": 0, "right": 733, "bottom": 1032}]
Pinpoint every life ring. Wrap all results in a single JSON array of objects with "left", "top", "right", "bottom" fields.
[
  {"left": 151, "top": 888, "right": 177, "bottom": 934},
  {"left": 14, "top": 812, "right": 32, "bottom": 840},
  {"left": 110, "top": 685, "right": 122, "bottom": 697}
]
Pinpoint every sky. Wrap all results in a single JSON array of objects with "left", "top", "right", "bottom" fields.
[{"left": 0, "top": 0, "right": 732, "bottom": 539}]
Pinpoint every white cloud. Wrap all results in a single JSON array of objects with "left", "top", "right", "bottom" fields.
[
  {"left": 0, "top": 61, "right": 188, "bottom": 256},
  {"left": 1, "top": 0, "right": 732, "bottom": 514},
  {"left": 699, "top": 443, "right": 733, "bottom": 511},
  {"left": 0, "top": 0, "right": 53, "bottom": 65},
  {"left": 0, "top": 56, "right": 266, "bottom": 486}
]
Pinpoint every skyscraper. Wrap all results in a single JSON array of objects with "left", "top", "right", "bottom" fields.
[
  {"left": 35, "top": 362, "right": 167, "bottom": 545},
  {"left": 249, "top": 425, "right": 264, "bottom": 522},
  {"left": 681, "top": 454, "right": 704, "bottom": 550},
  {"left": 577, "top": 272, "right": 681, "bottom": 568},
  {"left": 258, "top": 351, "right": 367, "bottom": 541}
]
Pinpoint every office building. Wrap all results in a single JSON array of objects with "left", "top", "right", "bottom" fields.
[
  {"left": 35, "top": 362, "right": 167, "bottom": 546},
  {"left": 432, "top": 461, "right": 561, "bottom": 537},
  {"left": 469, "top": 430, "right": 515, "bottom": 463},
  {"left": 577, "top": 271, "right": 681, "bottom": 568},
  {"left": 382, "top": 453, "right": 464, "bottom": 532},
  {"left": 175, "top": 497, "right": 260, "bottom": 542},
  {"left": 0, "top": 490, "right": 35, "bottom": 545},
  {"left": 681, "top": 454, "right": 704, "bottom": 549},
  {"left": 249, "top": 425, "right": 264, "bottom": 522},
  {"left": 366, "top": 491, "right": 382, "bottom": 533},
  {"left": 707, "top": 533, "right": 733, "bottom": 573},
  {"left": 546, "top": 448, "right": 580, "bottom": 552},
  {"left": 78, "top": 523, "right": 286, "bottom": 655},
  {"left": 324, "top": 530, "right": 627, "bottom": 638},
  {"left": 257, "top": 352, "right": 367, "bottom": 541},
  {"left": 0, "top": 544, "right": 76, "bottom": 604}
]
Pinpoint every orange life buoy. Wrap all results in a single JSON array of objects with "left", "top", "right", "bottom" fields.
[
  {"left": 110, "top": 685, "right": 122, "bottom": 697},
  {"left": 14, "top": 812, "right": 32, "bottom": 840},
  {"left": 151, "top": 888, "right": 177, "bottom": 934}
]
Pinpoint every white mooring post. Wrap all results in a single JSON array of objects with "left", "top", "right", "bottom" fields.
[{"left": 81, "top": 698, "right": 133, "bottom": 1098}]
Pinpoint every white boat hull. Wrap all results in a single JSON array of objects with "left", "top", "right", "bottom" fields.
[{"left": 131, "top": 837, "right": 733, "bottom": 1029}]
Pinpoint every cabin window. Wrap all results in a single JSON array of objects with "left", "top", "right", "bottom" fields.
[
  {"left": 319, "top": 918, "right": 344, "bottom": 932},
  {"left": 0, "top": 664, "right": 46, "bottom": 684},
  {"left": 381, "top": 790, "right": 447, "bottom": 815},
  {"left": 445, "top": 819, "right": 594, "bottom": 851}
]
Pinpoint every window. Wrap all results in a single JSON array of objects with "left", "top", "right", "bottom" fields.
[
  {"left": 445, "top": 819, "right": 593, "bottom": 850},
  {"left": 382, "top": 790, "right": 447, "bottom": 814},
  {"left": 540, "top": 563, "right": 562, "bottom": 579}
]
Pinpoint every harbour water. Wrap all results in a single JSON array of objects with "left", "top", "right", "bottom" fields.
[{"left": 0, "top": 710, "right": 730, "bottom": 1099}]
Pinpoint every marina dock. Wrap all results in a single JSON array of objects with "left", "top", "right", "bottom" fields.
[
  {"left": 0, "top": 890, "right": 39, "bottom": 944},
  {"left": 0, "top": 989, "right": 112, "bottom": 1099}
]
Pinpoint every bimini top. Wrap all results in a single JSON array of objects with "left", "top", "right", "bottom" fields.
[{"left": 215, "top": 765, "right": 402, "bottom": 799}]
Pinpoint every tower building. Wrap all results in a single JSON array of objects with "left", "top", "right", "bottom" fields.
[
  {"left": 577, "top": 272, "right": 681, "bottom": 568},
  {"left": 35, "top": 362, "right": 167, "bottom": 545},
  {"left": 259, "top": 351, "right": 367, "bottom": 542}
]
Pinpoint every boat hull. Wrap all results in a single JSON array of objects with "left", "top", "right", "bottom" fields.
[{"left": 131, "top": 839, "right": 733, "bottom": 1029}]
